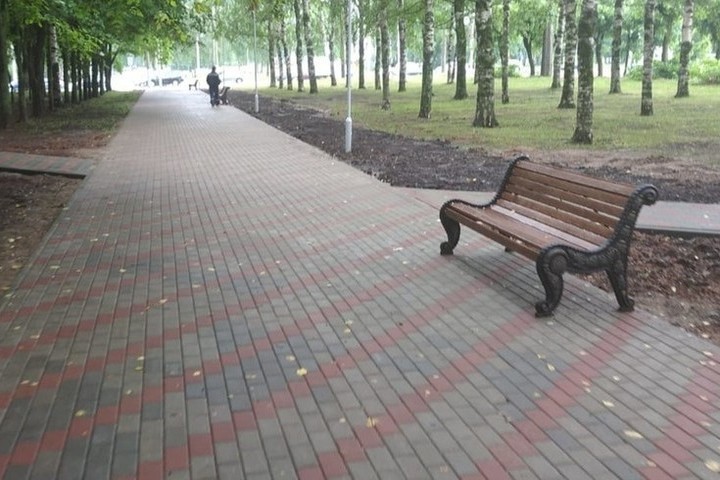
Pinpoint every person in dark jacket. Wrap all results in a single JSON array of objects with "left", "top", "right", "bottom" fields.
[{"left": 206, "top": 66, "right": 221, "bottom": 106}]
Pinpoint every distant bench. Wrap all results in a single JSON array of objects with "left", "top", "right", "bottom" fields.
[
  {"left": 188, "top": 79, "right": 198, "bottom": 90},
  {"left": 218, "top": 86, "right": 230, "bottom": 104},
  {"left": 439, "top": 156, "right": 658, "bottom": 317}
]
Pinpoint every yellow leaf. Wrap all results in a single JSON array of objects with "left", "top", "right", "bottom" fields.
[
  {"left": 286, "top": 355, "right": 296, "bottom": 362},
  {"left": 547, "top": 363, "right": 556, "bottom": 372},
  {"left": 193, "top": 370, "right": 202, "bottom": 377},
  {"left": 296, "top": 368, "right": 307, "bottom": 376},
  {"left": 75, "top": 410, "right": 87, "bottom": 417},
  {"left": 366, "top": 417, "right": 378, "bottom": 428},
  {"left": 603, "top": 400, "right": 615, "bottom": 408},
  {"left": 705, "top": 460, "right": 720, "bottom": 473},
  {"left": 624, "top": 430, "right": 643, "bottom": 439}
]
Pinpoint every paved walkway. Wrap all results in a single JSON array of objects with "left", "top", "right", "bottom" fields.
[{"left": 1, "top": 90, "right": 719, "bottom": 480}]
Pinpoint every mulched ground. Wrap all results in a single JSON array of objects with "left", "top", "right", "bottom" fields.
[{"left": 226, "top": 89, "right": 720, "bottom": 343}]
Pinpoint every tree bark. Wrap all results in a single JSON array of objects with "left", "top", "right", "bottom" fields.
[
  {"left": 453, "top": 0, "right": 468, "bottom": 99},
  {"left": 594, "top": 32, "right": 603, "bottom": 77},
  {"left": 374, "top": 30, "right": 381, "bottom": 90},
  {"left": 358, "top": 0, "right": 366, "bottom": 89},
  {"left": 522, "top": 35, "right": 535, "bottom": 76},
  {"left": 329, "top": 19, "right": 337, "bottom": 87},
  {"left": 398, "top": 0, "right": 407, "bottom": 92},
  {"left": 280, "top": 18, "right": 293, "bottom": 90},
  {"left": 0, "top": 0, "right": 8, "bottom": 129},
  {"left": 551, "top": 0, "right": 564, "bottom": 89},
  {"left": 473, "top": 0, "right": 498, "bottom": 127},
  {"left": 541, "top": 20, "right": 552, "bottom": 76},
  {"left": 419, "top": 0, "right": 434, "bottom": 118},
  {"left": 609, "top": 0, "right": 623, "bottom": 93},
  {"left": 675, "top": 0, "right": 693, "bottom": 98},
  {"left": 26, "top": 24, "right": 47, "bottom": 118},
  {"left": 380, "top": 8, "right": 391, "bottom": 109},
  {"left": 268, "top": 21, "right": 277, "bottom": 88},
  {"left": 446, "top": 18, "right": 455, "bottom": 84},
  {"left": 301, "top": 0, "right": 318, "bottom": 93},
  {"left": 501, "top": 0, "right": 510, "bottom": 103},
  {"left": 558, "top": 0, "right": 577, "bottom": 108},
  {"left": 572, "top": 0, "right": 596, "bottom": 144},
  {"left": 293, "top": 0, "right": 305, "bottom": 92},
  {"left": 640, "top": 0, "right": 655, "bottom": 116}
]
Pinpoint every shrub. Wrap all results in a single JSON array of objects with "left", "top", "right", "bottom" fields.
[
  {"left": 494, "top": 64, "right": 521, "bottom": 78},
  {"left": 626, "top": 59, "right": 679, "bottom": 80},
  {"left": 690, "top": 58, "right": 720, "bottom": 85}
]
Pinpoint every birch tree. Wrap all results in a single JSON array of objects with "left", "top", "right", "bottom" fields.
[
  {"left": 675, "top": 0, "right": 694, "bottom": 98},
  {"left": 558, "top": 0, "right": 577, "bottom": 108},
  {"left": 293, "top": 0, "right": 305, "bottom": 92},
  {"left": 609, "top": 0, "right": 623, "bottom": 93},
  {"left": 551, "top": 0, "right": 564, "bottom": 89},
  {"left": 398, "top": 0, "right": 408, "bottom": 92},
  {"left": 572, "top": 0, "right": 596, "bottom": 144},
  {"left": 453, "top": 0, "right": 468, "bottom": 99},
  {"left": 473, "top": 0, "right": 498, "bottom": 127},
  {"left": 640, "top": 0, "right": 655, "bottom": 116},
  {"left": 419, "top": 0, "right": 434, "bottom": 118}
]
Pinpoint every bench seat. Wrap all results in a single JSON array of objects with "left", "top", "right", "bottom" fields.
[{"left": 439, "top": 156, "right": 658, "bottom": 317}]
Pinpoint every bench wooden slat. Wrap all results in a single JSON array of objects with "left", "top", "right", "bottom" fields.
[
  {"left": 508, "top": 170, "right": 628, "bottom": 215},
  {"left": 516, "top": 160, "right": 635, "bottom": 197},
  {"left": 495, "top": 199, "right": 608, "bottom": 246},
  {"left": 499, "top": 191, "right": 618, "bottom": 239},
  {"left": 447, "top": 204, "right": 597, "bottom": 256}
]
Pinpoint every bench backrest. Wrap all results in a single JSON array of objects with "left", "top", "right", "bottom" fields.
[{"left": 496, "top": 159, "right": 637, "bottom": 247}]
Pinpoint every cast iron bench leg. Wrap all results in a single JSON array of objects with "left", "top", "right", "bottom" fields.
[
  {"left": 535, "top": 247, "right": 568, "bottom": 317},
  {"left": 439, "top": 207, "right": 460, "bottom": 255}
]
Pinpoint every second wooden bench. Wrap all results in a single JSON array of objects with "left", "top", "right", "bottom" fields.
[{"left": 439, "top": 156, "right": 658, "bottom": 317}]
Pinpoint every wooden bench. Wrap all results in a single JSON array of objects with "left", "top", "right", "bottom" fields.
[
  {"left": 218, "top": 86, "right": 230, "bottom": 104},
  {"left": 439, "top": 156, "right": 658, "bottom": 317},
  {"left": 188, "top": 79, "right": 198, "bottom": 90}
]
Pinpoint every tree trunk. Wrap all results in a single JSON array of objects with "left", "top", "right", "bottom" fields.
[
  {"left": 558, "top": 0, "right": 577, "bottom": 108},
  {"left": 280, "top": 19, "right": 293, "bottom": 90},
  {"left": 541, "top": 21, "right": 552, "bottom": 77},
  {"left": 26, "top": 24, "right": 46, "bottom": 118},
  {"left": 302, "top": 0, "right": 318, "bottom": 93},
  {"left": 70, "top": 51, "right": 78, "bottom": 104},
  {"left": 0, "top": 0, "right": 9, "bottom": 129},
  {"left": 675, "top": 0, "right": 693, "bottom": 98},
  {"left": 277, "top": 46, "right": 284, "bottom": 89},
  {"left": 398, "top": 0, "right": 407, "bottom": 92},
  {"left": 572, "top": 0, "right": 596, "bottom": 144},
  {"left": 268, "top": 21, "right": 277, "bottom": 88},
  {"left": 501, "top": 0, "right": 510, "bottom": 103},
  {"left": 522, "top": 35, "right": 535, "bottom": 76},
  {"left": 14, "top": 40, "right": 28, "bottom": 122},
  {"left": 609, "top": 0, "right": 623, "bottom": 93},
  {"left": 640, "top": 0, "right": 655, "bottom": 116},
  {"left": 293, "top": 0, "right": 305, "bottom": 92},
  {"left": 48, "top": 24, "right": 61, "bottom": 109},
  {"left": 358, "top": 0, "right": 366, "bottom": 89},
  {"left": 594, "top": 32, "right": 603, "bottom": 77},
  {"left": 551, "top": 0, "right": 564, "bottom": 89},
  {"left": 419, "top": 0, "right": 434, "bottom": 118},
  {"left": 329, "top": 20, "right": 337, "bottom": 87},
  {"left": 380, "top": 9, "right": 391, "bottom": 109},
  {"left": 453, "top": 0, "right": 468, "bottom": 99},
  {"left": 473, "top": 0, "right": 498, "bottom": 127},
  {"left": 374, "top": 30, "right": 381, "bottom": 90},
  {"left": 446, "top": 19, "right": 455, "bottom": 84}
]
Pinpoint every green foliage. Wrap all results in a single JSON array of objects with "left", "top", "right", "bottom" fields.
[
  {"left": 690, "top": 59, "right": 720, "bottom": 85},
  {"left": 494, "top": 64, "right": 520, "bottom": 78},
  {"left": 626, "top": 59, "right": 679, "bottom": 80}
]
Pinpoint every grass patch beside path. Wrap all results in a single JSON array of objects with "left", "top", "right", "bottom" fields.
[
  {"left": 250, "top": 77, "right": 720, "bottom": 159},
  {"left": 15, "top": 90, "right": 142, "bottom": 134}
]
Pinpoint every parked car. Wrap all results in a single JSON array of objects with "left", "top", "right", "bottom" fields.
[{"left": 137, "top": 72, "right": 184, "bottom": 87}]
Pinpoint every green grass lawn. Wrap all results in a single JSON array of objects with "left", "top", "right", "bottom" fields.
[
  {"left": 19, "top": 90, "right": 142, "bottom": 134},
  {"left": 247, "top": 75, "right": 720, "bottom": 161}
]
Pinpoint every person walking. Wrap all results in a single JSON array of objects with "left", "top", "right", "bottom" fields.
[{"left": 206, "top": 66, "right": 221, "bottom": 106}]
